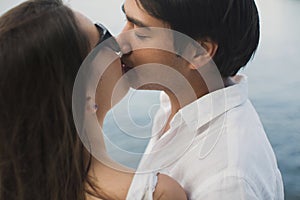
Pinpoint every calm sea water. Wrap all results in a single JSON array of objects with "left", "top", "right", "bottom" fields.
[
  {"left": 244, "top": 0, "right": 300, "bottom": 199},
  {"left": 1, "top": 0, "right": 299, "bottom": 199}
]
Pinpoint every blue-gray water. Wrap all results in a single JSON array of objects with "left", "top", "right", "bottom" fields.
[
  {"left": 245, "top": 0, "right": 300, "bottom": 199},
  {"left": 102, "top": 0, "right": 300, "bottom": 199}
]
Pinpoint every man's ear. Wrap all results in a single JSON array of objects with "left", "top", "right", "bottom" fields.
[{"left": 188, "top": 39, "right": 218, "bottom": 70}]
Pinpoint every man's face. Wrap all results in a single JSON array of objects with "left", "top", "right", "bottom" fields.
[{"left": 118, "top": 0, "right": 189, "bottom": 90}]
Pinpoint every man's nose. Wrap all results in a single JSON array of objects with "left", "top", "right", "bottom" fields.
[
  {"left": 116, "top": 26, "right": 133, "bottom": 56},
  {"left": 116, "top": 36, "right": 132, "bottom": 56}
]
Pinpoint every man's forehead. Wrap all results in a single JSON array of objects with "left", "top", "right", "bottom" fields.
[{"left": 122, "top": 0, "right": 169, "bottom": 29}]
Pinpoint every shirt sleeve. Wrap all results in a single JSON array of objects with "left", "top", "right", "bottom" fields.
[{"left": 195, "top": 175, "right": 260, "bottom": 200}]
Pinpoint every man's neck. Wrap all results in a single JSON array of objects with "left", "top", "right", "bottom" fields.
[{"left": 161, "top": 76, "right": 235, "bottom": 134}]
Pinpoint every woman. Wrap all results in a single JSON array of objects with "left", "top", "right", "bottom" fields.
[{"left": 0, "top": 0, "right": 187, "bottom": 199}]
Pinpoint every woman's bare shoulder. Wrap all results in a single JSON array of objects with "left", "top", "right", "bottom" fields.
[{"left": 153, "top": 173, "right": 187, "bottom": 200}]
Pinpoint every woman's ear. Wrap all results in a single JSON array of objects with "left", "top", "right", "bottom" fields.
[{"left": 188, "top": 39, "right": 218, "bottom": 70}]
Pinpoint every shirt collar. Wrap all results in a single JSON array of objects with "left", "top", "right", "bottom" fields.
[{"left": 168, "top": 74, "right": 248, "bottom": 130}]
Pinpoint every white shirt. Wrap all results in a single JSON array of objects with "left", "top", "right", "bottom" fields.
[{"left": 126, "top": 75, "right": 284, "bottom": 200}]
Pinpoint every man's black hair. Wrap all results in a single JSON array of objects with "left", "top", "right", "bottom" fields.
[{"left": 136, "top": 0, "right": 260, "bottom": 77}]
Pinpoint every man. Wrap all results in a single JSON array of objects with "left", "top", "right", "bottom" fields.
[{"left": 118, "top": 0, "right": 284, "bottom": 199}]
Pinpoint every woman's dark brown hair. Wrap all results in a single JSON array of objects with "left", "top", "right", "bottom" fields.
[{"left": 0, "top": 0, "right": 94, "bottom": 199}]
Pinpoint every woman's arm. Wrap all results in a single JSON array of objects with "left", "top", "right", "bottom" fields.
[
  {"left": 154, "top": 174, "right": 187, "bottom": 200},
  {"left": 87, "top": 159, "right": 187, "bottom": 200}
]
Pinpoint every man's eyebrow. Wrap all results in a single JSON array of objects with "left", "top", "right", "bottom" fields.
[{"left": 121, "top": 4, "right": 151, "bottom": 30}]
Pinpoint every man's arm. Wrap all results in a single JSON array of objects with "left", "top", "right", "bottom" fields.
[{"left": 195, "top": 175, "right": 261, "bottom": 200}]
